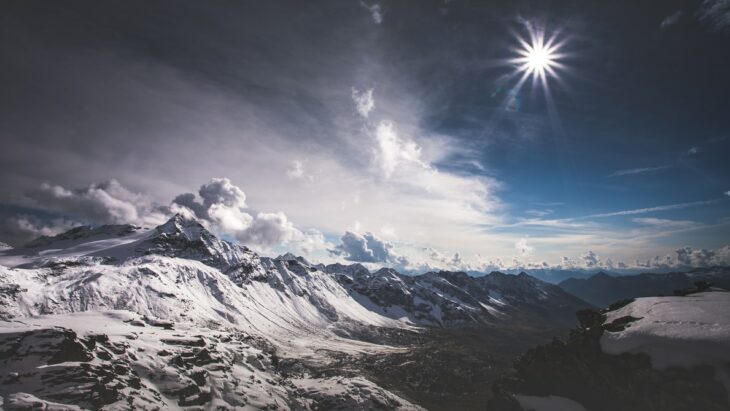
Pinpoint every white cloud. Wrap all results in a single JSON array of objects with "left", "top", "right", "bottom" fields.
[
  {"left": 329, "top": 231, "right": 406, "bottom": 264},
  {"left": 688, "top": 146, "right": 699, "bottom": 155},
  {"left": 525, "top": 209, "right": 553, "bottom": 217},
  {"left": 360, "top": 1, "right": 383, "bottom": 24},
  {"left": 373, "top": 121, "right": 428, "bottom": 179},
  {"left": 725, "top": 190, "right": 730, "bottom": 197},
  {"left": 168, "top": 178, "right": 327, "bottom": 253},
  {"left": 608, "top": 165, "right": 671, "bottom": 177},
  {"left": 173, "top": 177, "right": 250, "bottom": 232},
  {"left": 286, "top": 160, "right": 313, "bottom": 182},
  {"left": 351, "top": 88, "right": 375, "bottom": 118},
  {"left": 587, "top": 199, "right": 718, "bottom": 218},
  {"left": 631, "top": 218, "right": 696, "bottom": 228},
  {"left": 515, "top": 238, "right": 534, "bottom": 256},
  {"left": 236, "top": 212, "right": 295, "bottom": 247}
]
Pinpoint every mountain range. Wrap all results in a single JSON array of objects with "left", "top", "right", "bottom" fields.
[
  {"left": 0, "top": 215, "right": 590, "bottom": 410},
  {"left": 558, "top": 268, "right": 730, "bottom": 307}
]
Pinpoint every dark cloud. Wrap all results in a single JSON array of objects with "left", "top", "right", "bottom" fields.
[
  {"left": 697, "top": 0, "right": 730, "bottom": 31},
  {"left": 675, "top": 246, "right": 730, "bottom": 267},
  {"left": 0, "top": 215, "right": 78, "bottom": 246},
  {"left": 24, "top": 180, "right": 166, "bottom": 226}
]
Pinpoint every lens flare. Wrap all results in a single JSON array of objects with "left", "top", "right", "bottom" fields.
[{"left": 509, "top": 23, "right": 567, "bottom": 90}]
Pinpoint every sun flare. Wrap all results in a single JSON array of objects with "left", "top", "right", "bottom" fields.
[{"left": 510, "top": 24, "right": 566, "bottom": 88}]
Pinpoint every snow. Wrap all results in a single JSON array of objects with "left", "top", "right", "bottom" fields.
[
  {"left": 515, "top": 394, "right": 588, "bottom": 411},
  {"left": 291, "top": 376, "right": 424, "bottom": 410},
  {"left": 0, "top": 227, "right": 149, "bottom": 267},
  {"left": 601, "top": 292, "right": 730, "bottom": 395}
]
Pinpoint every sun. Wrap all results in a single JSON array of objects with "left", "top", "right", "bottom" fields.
[{"left": 510, "top": 24, "right": 566, "bottom": 89}]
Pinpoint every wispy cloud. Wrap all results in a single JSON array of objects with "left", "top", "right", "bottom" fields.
[
  {"left": 631, "top": 217, "right": 697, "bottom": 228},
  {"left": 608, "top": 165, "right": 671, "bottom": 177},
  {"left": 697, "top": 0, "right": 730, "bottom": 31},
  {"left": 660, "top": 10, "right": 684, "bottom": 30},
  {"left": 525, "top": 209, "right": 554, "bottom": 217},
  {"left": 360, "top": 1, "right": 383, "bottom": 24},
  {"left": 587, "top": 199, "right": 719, "bottom": 218}
]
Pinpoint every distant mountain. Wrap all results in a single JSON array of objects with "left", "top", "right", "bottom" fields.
[
  {"left": 559, "top": 268, "right": 730, "bottom": 308},
  {"left": 0, "top": 215, "right": 590, "bottom": 410}
]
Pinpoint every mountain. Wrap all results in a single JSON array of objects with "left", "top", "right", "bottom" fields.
[
  {"left": 559, "top": 268, "right": 730, "bottom": 307},
  {"left": 328, "top": 267, "right": 589, "bottom": 328},
  {"left": 487, "top": 289, "right": 730, "bottom": 410},
  {"left": 0, "top": 215, "right": 590, "bottom": 410}
]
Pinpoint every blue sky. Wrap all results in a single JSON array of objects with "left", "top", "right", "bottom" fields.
[{"left": 0, "top": 0, "right": 729, "bottom": 271}]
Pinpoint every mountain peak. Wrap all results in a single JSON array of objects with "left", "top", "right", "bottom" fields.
[{"left": 156, "top": 213, "right": 209, "bottom": 241}]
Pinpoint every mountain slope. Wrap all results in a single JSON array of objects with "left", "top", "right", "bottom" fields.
[{"left": 330, "top": 267, "right": 591, "bottom": 328}]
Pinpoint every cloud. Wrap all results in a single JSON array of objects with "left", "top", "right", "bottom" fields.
[
  {"left": 173, "top": 178, "right": 251, "bottom": 232},
  {"left": 329, "top": 231, "right": 406, "bottom": 264},
  {"left": 587, "top": 199, "right": 718, "bottom": 218},
  {"left": 236, "top": 212, "right": 297, "bottom": 247},
  {"left": 373, "top": 121, "right": 428, "bottom": 179},
  {"left": 660, "top": 10, "right": 684, "bottom": 30},
  {"left": 725, "top": 190, "right": 730, "bottom": 197},
  {"left": 0, "top": 215, "right": 79, "bottom": 246},
  {"left": 697, "top": 0, "right": 730, "bottom": 31},
  {"left": 608, "top": 165, "right": 671, "bottom": 177},
  {"left": 286, "top": 160, "right": 313, "bottom": 182},
  {"left": 688, "top": 146, "right": 699, "bottom": 155},
  {"left": 525, "top": 209, "right": 553, "bottom": 217},
  {"left": 351, "top": 88, "right": 375, "bottom": 118},
  {"left": 675, "top": 246, "right": 730, "bottom": 267},
  {"left": 582, "top": 250, "right": 599, "bottom": 268},
  {"left": 171, "top": 178, "right": 325, "bottom": 252},
  {"left": 360, "top": 1, "right": 383, "bottom": 24},
  {"left": 515, "top": 238, "right": 534, "bottom": 256},
  {"left": 631, "top": 217, "right": 697, "bottom": 228},
  {"left": 25, "top": 180, "right": 167, "bottom": 227}
]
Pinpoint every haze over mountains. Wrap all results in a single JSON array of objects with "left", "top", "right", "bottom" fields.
[{"left": 559, "top": 267, "right": 730, "bottom": 307}]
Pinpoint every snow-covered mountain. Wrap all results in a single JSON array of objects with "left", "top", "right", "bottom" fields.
[
  {"left": 326, "top": 265, "right": 588, "bottom": 328},
  {"left": 0, "top": 215, "right": 590, "bottom": 410}
]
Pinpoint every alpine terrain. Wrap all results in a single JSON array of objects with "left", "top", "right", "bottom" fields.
[{"left": 0, "top": 215, "right": 591, "bottom": 410}]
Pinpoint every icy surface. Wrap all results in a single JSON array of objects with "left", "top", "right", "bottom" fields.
[{"left": 601, "top": 292, "right": 730, "bottom": 395}]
